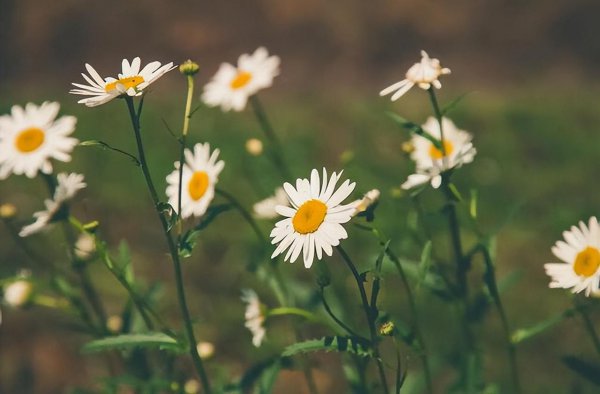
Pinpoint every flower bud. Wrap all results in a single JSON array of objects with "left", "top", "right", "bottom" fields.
[
  {"left": 184, "top": 379, "right": 200, "bottom": 394},
  {"left": 4, "top": 280, "right": 33, "bottom": 307},
  {"left": 75, "top": 233, "right": 96, "bottom": 260},
  {"left": 179, "top": 60, "right": 200, "bottom": 76},
  {"left": 0, "top": 203, "right": 17, "bottom": 219},
  {"left": 106, "top": 315, "right": 123, "bottom": 333},
  {"left": 245, "top": 138, "right": 263, "bottom": 156},
  {"left": 379, "top": 321, "right": 395, "bottom": 336},
  {"left": 196, "top": 341, "right": 215, "bottom": 359}
]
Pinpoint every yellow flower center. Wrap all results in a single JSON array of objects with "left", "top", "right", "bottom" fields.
[
  {"left": 292, "top": 200, "right": 327, "bottom": 234},
  {"left": 574, "top": 247, "right": 600, "bottom": 277},
  {"left": 188, "top": 171, "right": 210, "bottom": 201},
  {"left": 429, "top": 140, "right": 454, "bottom": 159},
  {"left": 15, "top": 127, "right": 45, "bottom": 153},
  {"left": 105, "top": 76, "right": 145, "bottom": 93},
  {"left": 230, "top": 71, "right": 252, "bottom": 90}
]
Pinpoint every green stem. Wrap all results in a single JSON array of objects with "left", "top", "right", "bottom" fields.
[
  {"left": 336, "top": 245, "right": 389, "bottom": 394},
  {"left": 355, "top": 223, "right": 433, "bottom": 394},
  {"left": 177, "top": 75, "right": 195, "bottom": 238},
  {"left": 216, "top": 187, "right": 266, "bottom": 242},
  {"left": 249, "top": 95, "right": 293, "bottom": 180},
  {"left": 320, "top": 288, "right": 362, "bottom": 338},
  {"left": 479, "top": 245, "right": 521, "bottom": 393},
  {"left": 575, "top": 298, "right": 600, "bottom": 356},
  {"left": 124, "top": 97, "right": 212, "bottom": 394}
]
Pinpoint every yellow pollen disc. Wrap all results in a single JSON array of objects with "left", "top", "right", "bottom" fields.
[
  {"left": 188, "top": 171, "right": 210, "bottom": 201},
  {"left": 230, "top": 71, "right": 252, "bottom": 90},
  {"left": 429, "top": 140, "right": 454, "bottom": 159},
  {"left": 293, "top": 199, "right": 328, "bottom": 234},
  {"left": 574, "top": 247, "right": 600, "bottom": 277},
  {"left": 15, "top": 127, "right": 45, "bottom": 153},
  {"left": 105, "top": 76, "right": 146, "bottom": 92}
]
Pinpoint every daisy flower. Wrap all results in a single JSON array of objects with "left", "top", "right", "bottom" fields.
[
  {"left": 165, "top": 143, "right": 225, "bottom": 219},
  {"left": 0, "top": 102, "right": 78, "bottom": 179},
  {"left": 20, "top": 172, "right": 86, "bottom": 237},
  {"left": 270, "top": 168, "right": 356, "bottom": 269},
  {"left": 545, "top": 217, "right": 600, "bottom": 297},
  {"left": 351, "top": 189, "right": 380, "bottom": 217},
  {"left": 401, "top": 117, "right": 476, "bottom": 190},
  {"left": 241, "top": 289, "right": 266, "bottom": 347},
  {"left": 253, "top": 187, "right": 289, "bottom": 219},
  {"left": 202, "top": 47, "right": 280, "bottom": 112},
  {"left": 70, "top": 57, "right": 176, "bottom": 107},
  {"left": 380, "top": 50, "right": 451, "bottom": 101}
]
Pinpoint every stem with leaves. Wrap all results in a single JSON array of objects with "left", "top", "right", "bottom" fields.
[
  {"left": 336, "top": 245, "right": 389, "bottom": 394},
  {"left": 124, "top": 96, "right": 211, "bottom": 394}
]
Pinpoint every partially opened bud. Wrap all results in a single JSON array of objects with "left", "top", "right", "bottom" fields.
[{"left": 179, "top": 60, "right": 200, "bottom": 76}]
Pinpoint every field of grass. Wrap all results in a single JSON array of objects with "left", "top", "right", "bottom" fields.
[{"left": 1, "top": 85, "right": 600, "bottom": 393}]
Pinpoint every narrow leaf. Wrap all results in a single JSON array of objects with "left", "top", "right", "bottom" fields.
[
  {"left": 562, "top": 356, "right": 600, "bottom": 386},
  {"left": 282, "top": 336, "right": 372, "bottom": 358},
  {"left": 82, "top": 332, "right": 183, "bottom": 354},
  {"left": 386, "top": 112, "right": 442, "bottom": 149}
]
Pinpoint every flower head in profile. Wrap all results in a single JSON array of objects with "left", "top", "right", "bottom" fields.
[
  {"left": 270, "top": 168, "right": 356, "bottom": 268},
  {"left": 70, "top": 57, "right": 176, "bottom": 107},
  {"left": 545, "top": 217, "right": 600, "bottom": 297},
  {"left": 380, "top": 50, "right": 450, "bottom": 101},
  {"left": 241, "top": 289, "right": 266, "bottom": 347},
  {"left": 0, "top": 102, "right": 78, "bottom": 179},
  {"left": 401, "top": 117, "right": 476, "bottom": 190},
  {"left": 166, "top": 143, "right": 224, "bottom": 219},
  {"left": 351, "top": 189, "right": 380, "bottom": 217},
  {"left": 253, "top": 187, "right": 289, "bottom": 220},
  {"left": 20, "top": 172, "right": 86, "bottom": 237},
  {"left": 202, "top": 47, "right": 280, "bottom": 112}
]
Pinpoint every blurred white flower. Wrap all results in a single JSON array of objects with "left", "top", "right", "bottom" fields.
[
  {"left": 380, "top": 50, "right": 451, "bottom": 101},
  {"left": 202, "top": 47, "right": 280, "bottom": 112},
  {"left": 270, "top": 168, "right": 356, "bottom": 269},
  {"left": 0, "top": 102, "right": 78, "bottom": 179},
  {"left": 20, "top": 172, "right": 86, "bottom": 237},
  {"left": 401, "top": 117, "right": 476, "bottom": 190},
  {"left": 545, "top": 217, "right": 600, "bottom": 297},
  {"left": 241, "top": 289, "right": 266, "bottom": 347},
  {"left": 253, "top": 187, "right": 289, "bottom": 219},
  {"left": 4, "top": 280, "right": 33, "bottom": 307},
  {"left": 70, "top": 57, "right": 176, "bottom": 107},
  {"left": 166, "top": 143, "right": 224, "bottom": 219},
  {"left": 196, "top": 342, "right": 215, "bottom": 359},
  {"left": 351, "top": 189, "right": 380, "bottom": 217}
]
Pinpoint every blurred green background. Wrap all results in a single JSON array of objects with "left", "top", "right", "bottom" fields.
[{"left": 2, "top": 0, "right": 600, "bottom": 393}]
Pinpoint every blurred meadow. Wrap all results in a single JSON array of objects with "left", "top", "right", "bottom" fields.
[{"left": 2, "top": 1, "right": 600, "bottom": 393}]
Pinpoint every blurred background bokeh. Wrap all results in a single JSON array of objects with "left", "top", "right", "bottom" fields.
[{"left": 2, "top": 0, "right": 600, "bottom": 393}]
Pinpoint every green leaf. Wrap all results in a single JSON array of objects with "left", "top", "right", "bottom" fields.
[
  {"left": 512, "top": 308, "right": 576, "bottom": 344},
  {"left": 416, "top": 241, "right": 433, "bottom": 293},
  {"left": 116, "top": 241, "right": 134, "bottom": 284},
  {"left": 179, "top": 204, "right": 232, "bottom": 258},
  {"left": 562, "top": 356, "right": 600, "bottom": 386},
  {"left": 282, "top": 336, "right": 373, "bottom": 358},
  {"left": 370, "top": 241, "right": 390, "bottom": 317},
  {"left": 79, "top": 140, "right": 140, "bottom": 165},
  {"left": 82, "top": 332, "right": 183, "bottom": 354},
  {"left": 386, "top": 112, "right": 442, "bottom": 149}
]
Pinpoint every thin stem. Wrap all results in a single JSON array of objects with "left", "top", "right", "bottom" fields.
[
  {"left": 320, "top": 288, "right": 362, "bottom": 338},
  {"left": 177, "top": 75, "right": 195, "bottom": 238},
  {"left": 124, "top": 97, "right": 212, "bottom": 394},
  {"left": 249, "top": 95, "right": 293, "bottom": 180},
  {"left": 356, "top": 223, "right": 433, "bottom": 394},
  {"left": 427, "top": 87, "right": 448, "bottom": 166},
  {"left": 575, "top": 298, "right": 600, "bottom": 356},
  {"left": 267, "top": 307, "right": 320, "bottom": 322},
  {"left": 336, "top": 245, "right": 389, "bottom": 394},
  {"left": 479, "top": 245, "right": 521, "bottom": 393},
  {"left": 215, "top": 187, "right": 266, "bottom": 242}
]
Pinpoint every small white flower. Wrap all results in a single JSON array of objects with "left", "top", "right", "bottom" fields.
[
  {"left": 270, "top": 168, "right": 356, "bottom": 269},
  {"left": 4, "top": 280, "right": 33, "bottom": 307},
  {"left": 545, "top": 217, "right": 600, "bottom": 297},
  {"left": 401, "top": 117, "right": 476, "bottom": 190},
  {"left": 0, "top": 102, "right": 78, "bottom": 179},
  {"left": 165, "top": 143, "right": 225, "bottom": 219},
  {"left": 19, "top": 172, "right": 86, "bottom": 237},
  {"left": 253, "top": 187, "right": 289, "bottom": 219},
  {"left": 351, "top": 189, "right": 380, "bottom": 217},
  {"left": 380, "top": 50, "right": 451, "bottom": 101},
  {"left": 202, "top": 47, "right": 280, "bottom": 112},
  {"left": 241, "top": 289, "right": 266, "bottom": 347},
  {"left": 70, "top": 57, "right": 176, "bottom": 107}
]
